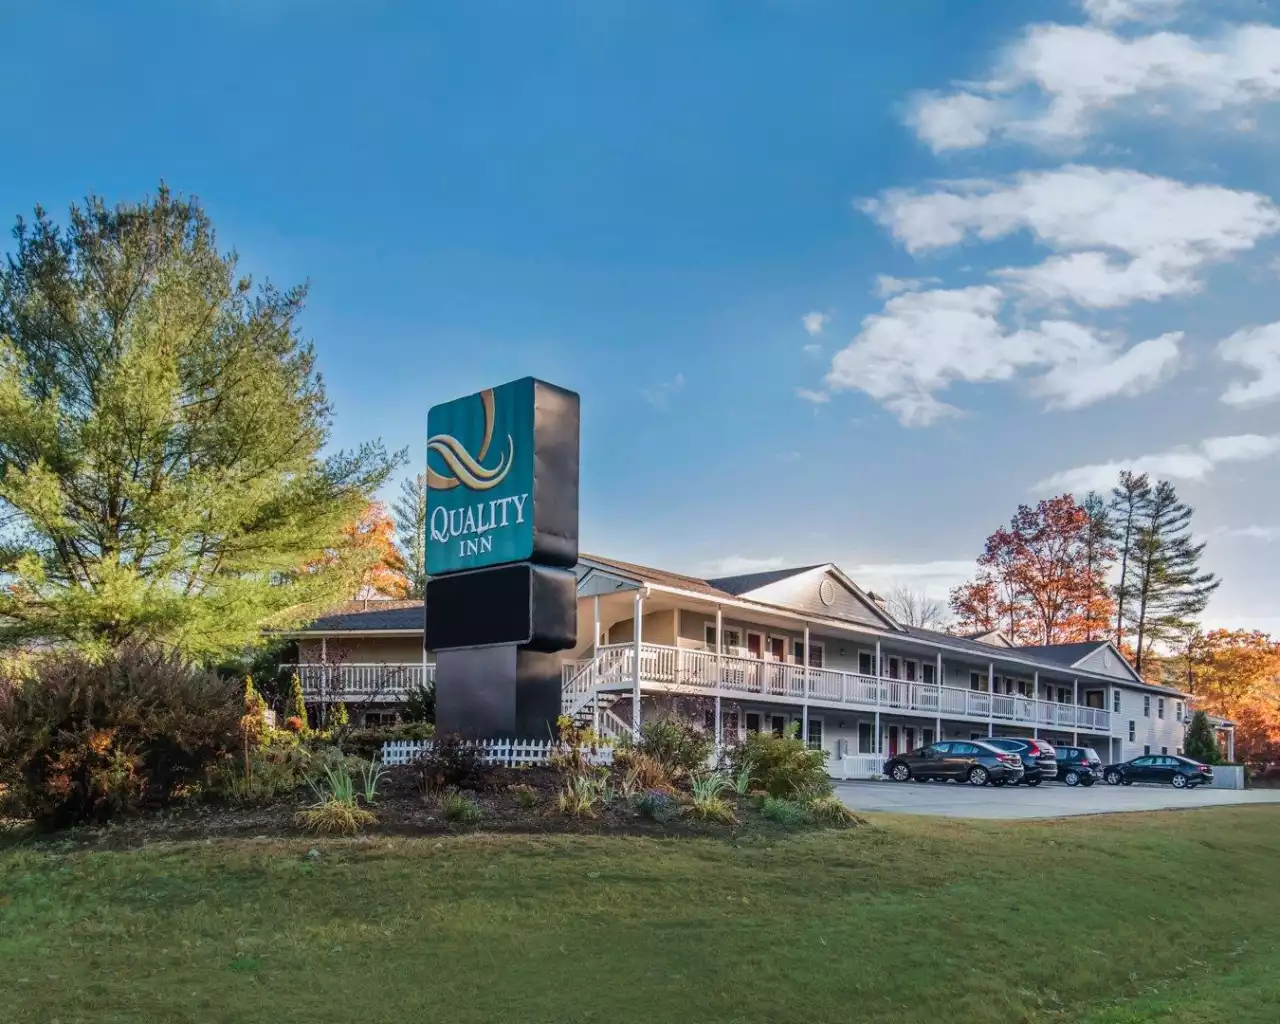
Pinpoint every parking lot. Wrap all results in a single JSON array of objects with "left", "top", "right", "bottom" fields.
[{"left": 836, "top": 779, "right": 1280, "bottom": 819}]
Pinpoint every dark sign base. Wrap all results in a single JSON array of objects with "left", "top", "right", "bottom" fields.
[{"left": 434, "top": 646, "right": 564, "bottom": 740}]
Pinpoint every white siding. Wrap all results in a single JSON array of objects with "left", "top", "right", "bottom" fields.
[{"left": 1113, "top": 685, "right": 1186, "bottom": 760}]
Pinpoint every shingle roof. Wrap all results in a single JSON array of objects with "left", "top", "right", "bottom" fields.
[
  {"left": 705, "top": 565, "right": 825, "bottom": 596},
  {"left": 580, "top": 553, "right": 735, "bottom": 599},
  {"left": 1014, "top": 641, "right": 1109, "bottom": 667},
  {"left": 302, "top": 600, "right": 424, "bottom": 632}
]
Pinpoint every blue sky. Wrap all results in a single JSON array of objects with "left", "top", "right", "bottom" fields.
[{"left": 3, "top": 0, "right": 1279, "bottom": 631}]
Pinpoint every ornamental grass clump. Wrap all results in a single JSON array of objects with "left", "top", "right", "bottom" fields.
[
  {"left": 295, "top": 762, "right": 377, "bottom": 835},
  {"left": 688, "top": 772, "right": 736, "bottom": 825}
]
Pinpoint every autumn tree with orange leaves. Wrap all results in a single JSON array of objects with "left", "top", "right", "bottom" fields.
[
  {"left": 950, "top": 494, "right": 1116, "bottom": 646},
  {"left": 1170, "top": 629, "right": 1280, "bottom": 767},
  {"left": 341, "top": 502, "right": 409, "bottom": 598}
]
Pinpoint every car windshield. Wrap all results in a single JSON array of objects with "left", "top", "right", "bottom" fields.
[{"left": 1080, "top": 748, "right": 1100, "bottom": 761}]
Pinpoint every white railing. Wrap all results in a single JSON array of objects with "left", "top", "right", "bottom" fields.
[
  {"left": 569, "top": 642, "right": 1113, "bottom": 733},
  {"left": 834, "top": 754, "right": 883, "bottom": 780},
  {"left": 283, "top": 663, "right": 433, "bottom": 702},
  {"left": 381, "top": 737, "right": 614, "bottom": 768}
]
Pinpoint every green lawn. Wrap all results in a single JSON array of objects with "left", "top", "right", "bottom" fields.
[{"left": 2, "top": 808, "right": 1278, "bottom": 1024}]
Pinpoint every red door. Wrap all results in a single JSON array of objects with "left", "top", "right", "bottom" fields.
[{"left": 888, "top": 726, "right": 899, "bottom": 756}]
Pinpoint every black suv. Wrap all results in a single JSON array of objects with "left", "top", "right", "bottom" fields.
[
  {"left": 982, "top": 738, "right": 1059, "bottom": 786},
  {"left": 1054, "top": 745, "right": 1103, "bottom": 786}
]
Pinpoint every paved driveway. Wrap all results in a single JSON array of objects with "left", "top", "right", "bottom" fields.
[{"left": 836, "top": 779, "right": 1280, "bottom": 819}]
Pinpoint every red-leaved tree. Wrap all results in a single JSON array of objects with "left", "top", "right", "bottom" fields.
[{"left": 950, "top": 494, "right": 1116, "bottom": 646}]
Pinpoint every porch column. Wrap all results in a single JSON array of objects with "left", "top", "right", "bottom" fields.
[
  {"left": 1033, "top": 670, "right": 1039, "bottom": 738},
  {"left": 632, "top": 590, "right": 644, "bottom": 736},
  {"left": 715, "top": 606, "right": 724, "bottom": 688},
  {"left": 714, "top": 694, "right": 722, "bottom": 760},
  {"left": 802, "top": 624, "right": 811, "bottom": 741},
  {"left": 874, "top": 709, "right": 881, "bottom": 756},
  {"left": 320, "top": 636, "right": 328, "bottom": 710},
  {"left": 987, "top": 662, "right": 995, "bottom": 737},
  {"left": 1073, "top": 677, "right": 1079, "bottom": 746},
  {"left": 875, "top": 639, "right": 882, "bottom": 698},
  {"left": 593, "top": 596, "right": 601, "bottom": 651},
  {"left": 935, "top": 652, "right": 943, "bottom": 743},
  {"left": 1228, "top": 729, "right": 1235, "bottom": 762}
]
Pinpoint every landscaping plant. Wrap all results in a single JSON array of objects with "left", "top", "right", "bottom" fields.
[
  {"left": 441, "top": 790, "right": 483, "bottom": 824},
  {"left": 1184, "top": 710, "right": 1224, "bottom": 764},
  {"left": 359, "top": 758, "right": 388, "bottom": 805},
  {"left": 296, "top": 761, "right": 377, "bottom": 835},
  {"left": 632, "top": 789, "right": 678, "bottom": 823},
  {"left": 413, "top": 733, "right": 491, "bottom": 793},
  {"left": 727, "top": 730, "right": 831, "bottom": 799},
  {"left": 618, "top": 751, "right": 673, "bottom": 797},
  {"left": 556, "top": 772, "right": 611, "bottom": 818},
  {"left": 288, "top": 674, "right": 308, "bottom": 731},
  {"left": 688, "top": 772, "right": 736, "bottom": 824},
  {"left": 0, "top": 646, "right": 242, "bottom": 827},
  {"left": 635, "top": 716, "right": 713, "bottom": 780},
  {"left": 757, "top": 796, "right": 812, "bottom": 828},
  {"left": 807, "top": 794, "right": 861, "bottom": 827}
]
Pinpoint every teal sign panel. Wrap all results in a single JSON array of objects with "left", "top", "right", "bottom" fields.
[{"left": 426, "top": 377, "right": 535, "bottom": 575}]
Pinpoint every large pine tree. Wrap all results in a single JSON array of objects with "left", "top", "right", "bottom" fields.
[
  {"left": 0, "top": 187, "right": 401, "bottom": 659},
  {"left": 1128, "top": 480, "right": 1219, "bottom": 672},
  {"left": 1109, "top": 470, "right": 1152, "bottom": 651},
  {"left": 392, "top": 472, "right": 427, "bottom": 599}
]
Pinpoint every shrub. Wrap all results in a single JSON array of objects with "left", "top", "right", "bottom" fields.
[
  {"left": 329, "top": 702, "right": 349, "bottom": 731},
  {"left": 358, "top": 759, "right": 388, "bottom": 805},
  {"left": 284, "top": 716, "right": 305, "bottom": 733},
  {"left": 550, "top": 715, "right": 608, "bottom": 777},
  {"left": 688, "top": 772, "right": 736, "bottom": 824},
  {"left": 0, "top": 646, "right": 242, "bottom": 828},
  {"left": 632, "top": 789, "right": 678, "bottom": 822},
  {"left": 287, "top": 673, "right": 308, "bottom": 729},
  {"left": 441, "top": 790, "right": 483, "bottom": 823},
  {"left": 402, "top": 679, "right": 436, "bottom": 723},
  {"left": 207, "top": 736, "right": 312, "bottom": 807},
  {"left": 758, "top": 796, "right": 811, "bottom": 828},
  {"left": 807, "top": 794, "right": 860, "bottom": 827},
  {"left": 342, "top": 721, "right": 434, "bottom": 762},
  {"left": 727, "top": 731, "right": 831, "bottom": 799},
  {"left": 412, "top": 733, "right": 490, "bottom": 793},
  {"left": 636, "top": 716, "right": 713, "bottom": 780}
]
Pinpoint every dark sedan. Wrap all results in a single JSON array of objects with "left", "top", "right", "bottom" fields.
[
  {"left": 884, "top": 741, "right": 1024, "bottom": 787},
  {"left": 1054, "top": 745, "right": 1103, "bottom": 787},
  {"left": 1103, "top": 754, "right": 1213, "bottom": 789},
  {"left": 983, "top": 737, "right": 1059, "bottom": 786}
]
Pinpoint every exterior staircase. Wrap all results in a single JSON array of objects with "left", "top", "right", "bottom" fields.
[{"left": 561, "top": 649, "right": 635, "bottom": 741}]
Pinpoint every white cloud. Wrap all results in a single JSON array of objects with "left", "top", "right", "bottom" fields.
[
  {"left": 641, "top": 372, "right": 685, "bottom": 409},
  {"left": 862, "top": 167, "right": 1280, "bottom": 309},
  {"left": 1081, "top": 0, "right": 1186, "bottom": 26},
  {"left": 796, "top": 387, "right": 831, "bottom": 404},
  {"left": 823, "top": 285, "right": 1181, "bottom": 425},
  {"left": 1212, "top": 524, "right": 1280, "bottom": 541},
  {"left": 802, "top": 311, "right": 829, "bottom": 336},
  {"left": 873, "top": 274, "right": 934, "bottom": 299},
  {"left": 1035, "top": 433, "right": 1280, "bottom": 492},
  {"left": 846, "top": 559, "right": 976, "bottom": 601},
  {"left": 910, "top": 22, "right": 1280, "bottom": 153},
  {"left": 1220, "top": 321, "right": 1280, "bottom": 407},
  {"left": 803, "top": 343, "right": 822, "bottom": 356},
  {"left": 700, "top": 555, "right": 787, "bottom": 577}
]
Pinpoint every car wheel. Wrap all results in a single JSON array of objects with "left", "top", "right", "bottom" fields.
[
  {"left": 1081, "top": 776, "right": 1096, "bottom": 787},
  {"left": 1105, "top": 770, "right": 1123, "bottom": 785},
  {"left": 967, "top": 766, "right": 989, "bottom": 786},
  {"left": 890, "top": 763, "right": 911, "bottom": 782},
  {"left": 1064, "top": 770, "right": 1081, "bottom": 787},
  {"left": 1172, "top": 774, "right": 1188, "bottom": 789}
]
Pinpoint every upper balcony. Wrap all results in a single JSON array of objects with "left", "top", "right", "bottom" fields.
[{"left": 564, "top": 642, "right": 1113, "bottom": 734}]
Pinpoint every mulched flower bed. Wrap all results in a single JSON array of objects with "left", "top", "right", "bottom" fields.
[{"left": 3, "top": 764, "right": 854, "bottom": 851}]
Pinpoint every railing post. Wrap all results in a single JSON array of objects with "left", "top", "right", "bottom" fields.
[
  {"left": 632, "top": 590, "right": 644, "bottom": 737},
  {"left": 1073, "top": 678, "right": 1079, "bottom": 746},
  {"left": 987, "top": 662, "right": 995, "bottom": 737}
]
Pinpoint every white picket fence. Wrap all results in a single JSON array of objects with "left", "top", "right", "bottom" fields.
[{"left": 381, "top": 737, "right": 616, "bottom": 768}]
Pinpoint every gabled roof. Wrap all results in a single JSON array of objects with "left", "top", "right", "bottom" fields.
[
  {"left": 706, "top": 565, "right": 824, "bottom": 596},
  {"left": 1014, "top": 641, "right": 1110, "bottom": 667},
  {"left": 579, "top": 554, "right": 735, "bottom": 599},
  {"left": 958, "top": 628, "right": 1014, "bottom": 648}
]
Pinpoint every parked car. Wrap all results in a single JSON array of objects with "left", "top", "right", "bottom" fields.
[
  {"left": 1053, "top": 745, "right": 1103, "bottom": 787},
  {"left": 884, "top": 741, "right": 1024, "bottom": 787},
  {"left": 983, "top": 738, "right": 1059, "bottom": 786},
  {"left": 1103, "top": 754, "right": 1214, "bottom": 789}
]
